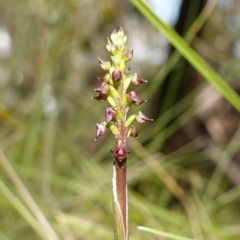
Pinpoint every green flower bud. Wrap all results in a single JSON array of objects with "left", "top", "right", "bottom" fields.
[
  {"left": 116, "top": 38, "right": 124, "bottom": 48},
  {"left": 117, "top": 27, "right": 125, "bottom": 38},
  {"left": 123, "top": 35, "right": 127, "bottom": 44},
  {"left": 106, "top": 37, "right": 112, "bottom": 52},
  {"left": 110, "top": 29, "right": 118, "bottom": 42}
]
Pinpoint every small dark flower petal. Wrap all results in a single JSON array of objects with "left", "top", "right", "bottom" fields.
[
  {"left": 124, "top": 49, "right": 133, "bottom": 62},
  {"left": 105, "top": 107, "right": 116, "bottom": 123},
  {"left": 132, "top": 74, "right": 148, "bottom": 86},
  {"left": 115, "top": 147, "right": 128, "bottom": 161},
  {"left": 116, "top": 148, "right": 125, "bottom": 156},
  {"left": 92, "top": 93, "right": 106, "bottom": 102},
  {"left": 95, "top": 123, "right": 106, "bottom": 140},
  {"left": 98, "top": 73, "right": 111, "bottom": 83},
  {"left": 125, "top": 67, "right": 131, "bottom": 75},
  {"left": 94, "top": 82, "right": 110, "bottom": 94},
  {"left": 136, "top": 111, "right": 153, "bottom": 123},
  {"left": 129, "top": 125, "right": 138, "bottom": 137},
  {"left": 128, "top": 91, "right": 146, "bottom": 106},
  {"left": 111, "top": 147, "right": 131, "bottom": 160},
  {"left": 112, "top": 70, "right": 122, "bottom": 82}
]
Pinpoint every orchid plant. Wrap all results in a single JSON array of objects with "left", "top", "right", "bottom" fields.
[{"left": 94, "top": 27, "right": 152, "bottom": 240}]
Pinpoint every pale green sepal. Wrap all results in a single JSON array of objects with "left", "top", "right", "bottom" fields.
[
  {"left": 119, "top": 59, "right": 126, "bottom": 70},
  {"left": 125, "top": 114, "right": 136, "bottom": 127},
  {"left": 107, "top": 96, "right": 116, "bottom": 107},
  {"left": 107, "top": 122, "right": 119, "bottom": 135},
  {"left": 109, "top": 86, "right": 120, "bottom": 97},
  {"left": 122, "top": 76, "right": 132, "bottom": 94},
  {"left": 115, "top": 109, "right": 123, "bottom": 119},
  {"left": 127, "top": 128, "right": 132, "bottom": 138},
  {"left": 121, "top": 94, "right": 130, "bottom": 106}
]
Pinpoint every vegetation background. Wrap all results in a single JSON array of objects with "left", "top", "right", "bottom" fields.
[{"left": 0, "top": 0, "right": 240, "bottom": 239}]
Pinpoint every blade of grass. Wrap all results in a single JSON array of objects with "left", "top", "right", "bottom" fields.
[
  {"left": 204, "top": 125, "right": 240, "bottom": 201},
  {"left": 0, "top": 179, "right": 52, "bottom": 240},
  {"left": 137, "top": 226, "right": 195, "bottom": 240},
  {"left": 0, "top": 148, "right": 59, "bottom": 240},
  {"left": 130, "top": 0, "right": 240, "bottom": 112}
]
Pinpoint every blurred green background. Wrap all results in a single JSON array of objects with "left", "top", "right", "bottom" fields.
[{"left": 1, "top": 0, "right": 240, "bottom": 239}]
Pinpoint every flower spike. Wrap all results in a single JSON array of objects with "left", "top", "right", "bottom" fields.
[{"left": 94, "top": 27, "right": 152, "bottom": 140}]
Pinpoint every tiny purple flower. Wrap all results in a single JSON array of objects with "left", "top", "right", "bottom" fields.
[
  {"left": 114, "top": 147, "right": 129, "bottom": 161},
  {"left": 105, "top": 107, "right": 116, "bottom": 123},
  {"left": 95, "top": 123, "right": 106, "bottom": 140},
  {"left": 132, "top": 74, "right": 148, "bottom": 86},
  {"left": 129, "top": 125, "right": 138, "bottom": 137},
  {"left": 94, "top": 82, "right": 110, "bottom": 94},
  {"left": 112, "top": 70, "right": 122, "bottom": 82},
  {"left": 128, "top": 91, "right": 146, "bottom": 106},
  {"left": 136, "top": 111, "right": 153, "bottom": 123}
]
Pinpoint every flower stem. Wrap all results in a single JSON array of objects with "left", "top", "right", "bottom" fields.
[
  {"left": 112, "top": 118, "right": 128, "bottom": 239},
  {"left": 113, "top": 157, "right": 128, "bottom": 240}
]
